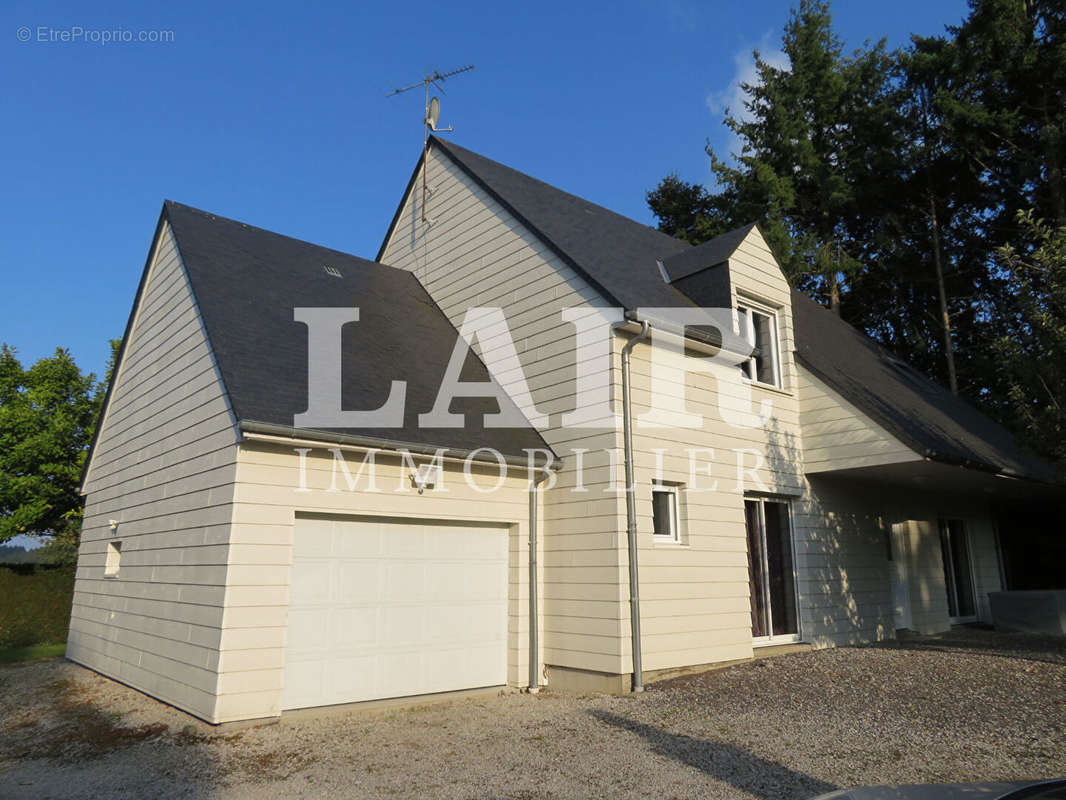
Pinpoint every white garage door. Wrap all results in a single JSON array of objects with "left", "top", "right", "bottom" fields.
[{"left": 282, "top": 516, "right": 510, "bottom": 711}]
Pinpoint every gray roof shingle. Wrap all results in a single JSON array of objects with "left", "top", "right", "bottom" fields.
[
  {"left": 163, "top": 200, "right": 551, "bottom": 458},
  {"left": 413, "top": 139, "right": 1057, "bottom": 483}
]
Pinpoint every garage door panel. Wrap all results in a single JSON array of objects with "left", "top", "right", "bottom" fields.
[
  {"left": 380, "top": 604, "right": 427, "bottom": 645},
  {"left": 290, "top": 563, "right": 332, "bottom": 605},
  {"left": 336, "top": 562, "right": 381, "bottom": 602},
  {"left": 283, "top": 659, "right": 326, "bottom": 708},
  {"left": 336, "top": 523, "right": 382, "bottom": 557},
  {"left": 327, "top": 606, "right": 378, "bottom": 648},
  {"left": 383, "top": 525, "right": 425, "bottom": 556},
  {"left": 464, "top": 563, "right": 508, "bottom": 599},
  {"left": 327, "top": 655, "right": 376, "bottom": 700},
  {"left": 384, "top": 562, "right": 427, "bottom": 602},
  {"left": 297, "top": 519, "right": 335, "bottom": 555},
  {"left": 283, "top": 517, "right": 509, "bottom": 710},
  {"left": 285, "top": 607, "right": 329, "bottom": 651}
]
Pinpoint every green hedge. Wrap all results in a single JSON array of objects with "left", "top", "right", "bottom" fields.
[{"left": 0, "top": 566, "right": 75, "bottom": 648}]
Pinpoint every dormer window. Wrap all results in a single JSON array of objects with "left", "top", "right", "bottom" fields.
[{"left": 738, "top": 302, "right": 782, "bottom": 388}]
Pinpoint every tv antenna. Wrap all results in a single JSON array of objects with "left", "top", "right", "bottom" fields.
[{"left": 386, "top": 64, "right": 475, "bottom": 222}]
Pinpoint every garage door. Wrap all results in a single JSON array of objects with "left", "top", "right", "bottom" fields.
[{"left": 282, "top": 516, "right": 510, "bottom": 710}]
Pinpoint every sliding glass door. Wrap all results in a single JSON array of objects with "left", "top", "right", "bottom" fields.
[
  {"left": 940, "top": 519, "right": 977, "bottom": 622},
  {"left": 745, "top": 498, "right": 799, "bottom": 643}
]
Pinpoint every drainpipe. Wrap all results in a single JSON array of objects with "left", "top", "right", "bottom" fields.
[
  {"left": 528, "top": 467, "right": 551, "bottom": 693},
  {"left": 621, "top": 320, "right": 650, "bottom": 692}
]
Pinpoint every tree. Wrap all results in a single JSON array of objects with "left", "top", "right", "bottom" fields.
[
  {"left": 650, "top": 1, "right": 898, "bottom": 315},
  {"left": 993, "top": 211, "right": 1066, "bottom": 469},
  {"left": 0, "top": 344, "right": 112, "bottom": 553}
]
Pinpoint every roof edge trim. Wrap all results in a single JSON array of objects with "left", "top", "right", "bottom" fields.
[
  {"left": 428, "top": 137, "right": 628, "bottom": 310},
  {"left": 80, "top": 205, "right": 169, "bottom": 493},
  {"left": 239, "top": 420, "right": 562, "bottom": 470}
]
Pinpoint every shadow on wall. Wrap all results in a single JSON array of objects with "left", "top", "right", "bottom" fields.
[
  {"left": 762, "top": 420, "right": 893, "bottom": 645},
  {"left": 588, "top": 709, "right": 837, "bottom": 800}
]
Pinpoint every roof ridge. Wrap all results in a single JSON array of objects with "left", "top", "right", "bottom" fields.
[{"left": 430, "top": 138, "right": 688, "bottom": 245}]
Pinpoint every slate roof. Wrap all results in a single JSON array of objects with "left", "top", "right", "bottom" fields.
[
  {"left": 413, "top": 138, "right": 1057, "bottom": 483},
  {"left": 151, "top": 201, "right": 551, "bottom": 458},
  {"left": 791, "top": 290, "right": 1058, "bottom": 482},
  {"left": 658, "top": 224, "right": 757, "bottom": 281},
  {"left": 393, "top": 138, "right": 696, "bottom": 311}
]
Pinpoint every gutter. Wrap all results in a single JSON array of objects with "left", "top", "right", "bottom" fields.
[
  {"left": 528, "top": 466, "right": 551, "bottom": 693},
  {"left": 619, "top": 312, "right": 751, "bottom": 359},
  {"left": 238, "top": 420, "right": 560, "bottom": 471},
  {"left": 620, "top": 320, "right": 650, "bottom": 693}
]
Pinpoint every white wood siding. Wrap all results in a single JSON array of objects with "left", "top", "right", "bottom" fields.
[
  {"left": 212, "top": 442, "right": 535, "bottom": 723},
  {"left": 380, "top": 149, "right": 627, "bottom": 676},
  {"left": 68, "top": 223, "right": 240, "bottom": 722},
  {"left": 798, "top": 366, "right": 921, "bottom": 473},
  {"left": 380, "top": 159, "right": 1002, "bottom": 676},
  {"left": 795, "top": 478, "right": 895, "bottom": 646},
  {"left": 622, "top": 227, "right": 805, "bottom": 669}
]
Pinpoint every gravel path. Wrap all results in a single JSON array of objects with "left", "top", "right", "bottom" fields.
[{"left": 2, "top": 628, "right": 1064, "bottom": 799}]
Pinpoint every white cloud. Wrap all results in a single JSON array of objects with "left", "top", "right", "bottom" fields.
[{"left": 706, "top": 31, "right": 789, "bottom": 159}]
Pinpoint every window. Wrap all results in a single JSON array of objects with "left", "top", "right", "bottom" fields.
[
  {"left": 104, "top": 541, "right": 122, "bottom": 577},
  {"left": 737, "top": 303, "right": 781, "bottom": 388},
  {"left": 652, "top": 484, "right": 680, "bottom": 542}
]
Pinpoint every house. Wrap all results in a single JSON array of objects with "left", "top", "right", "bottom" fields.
[{"left": 69, "top": 139, "right": 1058, "bottom": 724}]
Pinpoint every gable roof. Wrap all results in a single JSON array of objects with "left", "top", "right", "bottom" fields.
[
  {"left": 142, "top": 201, "right": 550, "bottom": 459},
  {"left": 401, "top": 137, "right": 697, "bottom": 311},
  {"left": 408, "top": 139, "right": 1057, "bottom": 484},
  {"left": 658, "top": 224, "right": 757, "bottom": 282}
]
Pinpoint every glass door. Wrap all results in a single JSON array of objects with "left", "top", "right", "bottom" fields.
[
  {"left": 745, "top": 498, "right": 799, "bottom": 643},
  {"left": 940, "top": 519, "right": 977, "bottom": 622}
]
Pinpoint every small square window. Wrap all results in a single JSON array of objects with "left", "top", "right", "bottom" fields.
[
  {"left": 104, "top": 541, "right": 122, "bottom": 577},
  {"left": 652, "top": 485, "right": 680, "bottom": 542},
  {"left": 738, "top": 304, "right": 782, "bottom": 388}
]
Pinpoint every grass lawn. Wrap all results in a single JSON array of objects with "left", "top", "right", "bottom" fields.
[{"left": 0, "top": 643, "right": 66, "bottom": 664}]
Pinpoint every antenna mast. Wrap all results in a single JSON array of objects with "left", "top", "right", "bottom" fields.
[{"left": 387, "top": 64, "right": 475, "bottom": 222}]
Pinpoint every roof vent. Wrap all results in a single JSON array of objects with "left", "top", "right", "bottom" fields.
[{"left": 323, "top": 265, "right": 342, "bottom": 278}]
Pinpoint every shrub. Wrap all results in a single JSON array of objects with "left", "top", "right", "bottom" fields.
[{"left": 0, "top": 565, "right": 75, "bottom": 648}]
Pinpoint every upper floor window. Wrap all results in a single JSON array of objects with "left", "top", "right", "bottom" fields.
[{"left": 737, "top": 303, "right": 782, "bottom": 388}]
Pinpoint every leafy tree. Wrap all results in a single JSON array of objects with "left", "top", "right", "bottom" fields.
[
  {"left": 0, "top": 343, "right": 115, "bottom": 556},
  {"left": 993, "top": 211, "right": 1066, "bottom": 468},
  {"left": 648, "top": 0, "right": 1065, "bottom": 469},
  {"left": 648, "top": 0, "right": 897, "bottom": 315}
]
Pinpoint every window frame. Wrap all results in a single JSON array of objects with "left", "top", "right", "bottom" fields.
[
  {"left": 651, "top": 483, "right": 681, "bottom": 543},
  {"left": 737, "top": 300, "right": 783, "bottom": 389},
  {"left": 744, "top": 495, "right": 801, "bottom": 645},
  {"left": 104, "top": 540, "right": 122, "bottom": 578}
]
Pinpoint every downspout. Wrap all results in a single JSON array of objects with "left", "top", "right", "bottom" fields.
[
  {"left": 528, "top": 467, "right": 551, "bottom": 693},
  {"left": 621, "top": 320, "right": 650, "bottom": 692}
]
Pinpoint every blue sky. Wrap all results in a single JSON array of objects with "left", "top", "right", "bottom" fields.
[{"left": 2, "top": 0, "right": 969, "bottom": 381}]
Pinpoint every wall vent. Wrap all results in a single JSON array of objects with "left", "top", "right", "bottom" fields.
[{"left": 323, "top": 265, "right": 342, "bottom": 278}]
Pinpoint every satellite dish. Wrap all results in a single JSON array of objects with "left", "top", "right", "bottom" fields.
[{"left": 427, "top": 96, "right": 440, "bottom": 131}]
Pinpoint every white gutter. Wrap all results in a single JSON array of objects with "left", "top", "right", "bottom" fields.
[
  {"left": 527, "top": 467, "right": 551, "bottom": 693},
  {"left": 238, "top": 421, "right": 559, "bottom": 471},
  {"left": 620, "top": 320, "right": 650, "bottom": 693}
]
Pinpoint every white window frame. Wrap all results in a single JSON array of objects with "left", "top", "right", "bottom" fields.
[
  {"left": 737, "top": 300, "right": 783, "bottom": 389},
  {"left": 104, "top": 540, "right": 122, "bottom": 578},
  {"left": 651, "top": 483, "right": 681, "bottom": 543},
  {"left": 746, "top": 496, "right": 801, "bottom": 646}
]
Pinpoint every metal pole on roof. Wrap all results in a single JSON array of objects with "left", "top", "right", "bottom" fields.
[{"left": 385, "top": 65, "right": 475, "bottom": 223}]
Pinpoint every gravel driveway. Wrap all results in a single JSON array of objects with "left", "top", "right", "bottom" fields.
[{"left": 2, "top": 628, "right": 1064, "bottom": 799}]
